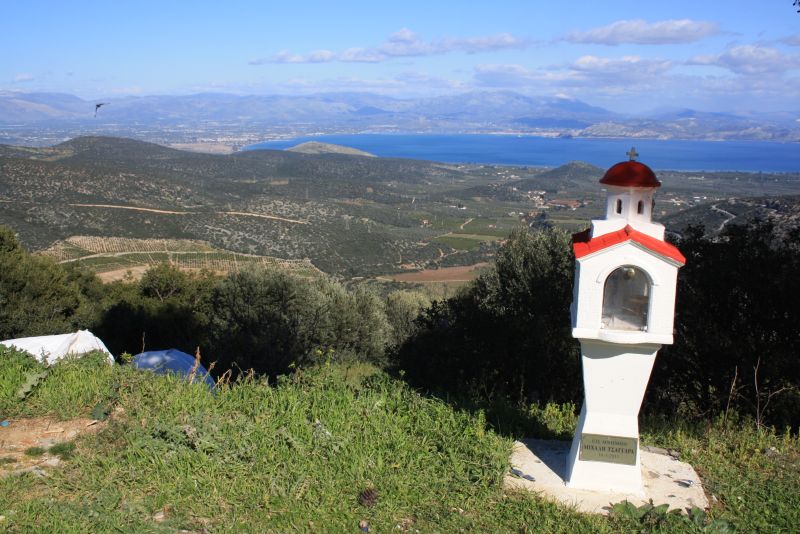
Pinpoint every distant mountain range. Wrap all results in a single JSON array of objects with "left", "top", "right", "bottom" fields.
[{"left": 1, "top": 90, "right": 799, "bottom": 142}]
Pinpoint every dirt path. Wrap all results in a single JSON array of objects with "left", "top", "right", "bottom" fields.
[
  {"left": 68, "top": 203, "right": 190, "bottom": 215},
  {"left": 218, "top": 211, "right": 309, "bottom": 224},
  {"left": 711, "top": 204, "right": 736, "bottom": 233},
  {"left": 59, "top": 249, "right": 262, "bottom": 264},
  {"left": 0, "top": 417, "right": 105, "bottom": 478},
  {"left": 67, "top": 203, "right": 309, "bottom": 224},
  {"left": 459, "top": 217, "right": 474, "bottom": 230}
]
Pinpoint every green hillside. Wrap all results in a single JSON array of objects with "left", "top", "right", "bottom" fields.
[
  {"left": 2, "top": 136, "right": 799, "bottom": 276},
  {"left": 0, "top": 137, "right": 510, "bottom": 275}
]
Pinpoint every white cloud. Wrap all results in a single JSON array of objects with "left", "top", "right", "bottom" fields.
[
  {"left": 472, "top": 52, "right": 800, "bottom": 111},
  {"left": 339, "top": 48, "right": 385, "bottom": 63},
  {"left": 780, "top": 34, "right": 800, "bottom": 46},
  {"left": 232, "top": 70, "right": 470, "bottom": 97},
  {"left": 249, "top": 28, "right": 528, "bottom": 65},
  {"left": 13, "top": 73, "right": 35, "bottom": 83},
  {"left": 475, "top": 56, "right": 672, "bottom": 89},
  {"left": 686, "top": 73, "right": 800, "bottom": 103},
  {"left": 473, "top": 64, "right": 579, "bottom": 87},
  {"left": 379, "top": 28, "right": 526, "bottom": 57},
  {"left": 262, "top": 49, "right": 337, "bottom": 64},
  {"left": 566, "top": 19, "right": 719, "bottom": 45},
  {"left": 306, "top": 50, "right": 336, "bottom": 63},
  {"left": 250, "top": 46, "right": 379, "bottom": 65},
  {"left": 447, "top": 33, "right": 527, "bottom": 54},
  {"left": 571, "top": 55, "right": 673, "bottom": 77},
  {"left": 688, "top": 45, "right": 800, "bottom": 75}
]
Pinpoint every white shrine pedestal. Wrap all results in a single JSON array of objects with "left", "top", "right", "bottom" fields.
[{"left": 565, "top": 340, "right": 659, "bottom": 494}]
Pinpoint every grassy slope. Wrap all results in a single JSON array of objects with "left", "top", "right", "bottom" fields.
[{"left": 1, "top": 348, "right": 797, "bottom": 532}]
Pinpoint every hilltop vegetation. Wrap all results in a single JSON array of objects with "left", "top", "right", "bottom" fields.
[
  {"left": 660, "top": 194, "right": 800, "bottom": 238},
  {"left": 1, "top": 228, "right": 421, "bottom": 372},
  {"left": 397, "top": 222, "right": 800, "bottom": 430},
  {"left": 39, "top": 235, "right": 320, "bottom": 282},
  {"left": 3, "top": 216, "right": 799, "bottom": 430}
]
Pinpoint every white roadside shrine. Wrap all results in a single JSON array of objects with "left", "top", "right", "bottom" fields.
[{"left": 565, "top": 150, "right": 686, "bottom": 494}]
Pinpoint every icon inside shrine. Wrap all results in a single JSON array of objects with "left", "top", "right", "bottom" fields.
[{"left": 601, "top": 266, "right": 649, "bottom": 331}]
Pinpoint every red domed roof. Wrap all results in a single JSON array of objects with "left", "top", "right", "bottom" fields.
[{"left": 600, "top": 160, "right": 661, "bottom": 188}]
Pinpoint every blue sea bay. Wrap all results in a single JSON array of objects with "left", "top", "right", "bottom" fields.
[{"left": 246, "top": 134, "right": 800, "bottom": 173}]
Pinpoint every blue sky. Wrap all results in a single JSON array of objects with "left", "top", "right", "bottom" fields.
[{"left": 2, "top": 0, "right": 800, "bottom": 112}]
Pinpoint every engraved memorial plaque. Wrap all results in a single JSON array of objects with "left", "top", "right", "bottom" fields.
[{"left": 578, "top": 434, "right": 638, "bottom": 466}]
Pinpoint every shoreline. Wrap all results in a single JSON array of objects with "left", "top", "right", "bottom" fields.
[{"left": 244, "top": 133, "right": 800, "bottom": 173}]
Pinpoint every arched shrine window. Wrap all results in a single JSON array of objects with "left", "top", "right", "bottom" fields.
[
  {"left": 615, "top": 199, "right": 622, "bottom": 214},
  {"left": 601, "top": 266, "right": 650, "bottom": 331}
]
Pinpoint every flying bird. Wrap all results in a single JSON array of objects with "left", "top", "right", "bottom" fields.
[{"left": 94, "top": 102, "right": 109, "bottom": 117}]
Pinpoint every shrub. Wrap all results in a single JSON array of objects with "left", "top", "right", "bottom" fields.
[
  {"left": 93, "top": 264, "right": 215, "bottom": 357},
  {"left": 398, "top": 221, "right": 800, "bottom": 429},
  {"left": 207, "top": 267, "right": 389, "bottom": 376},
  {"left": 652, "top": 221, "right": 800, "bottom": 429},
  {"left": 385, "top": 290, "right": 429, "bottom": 348},
  {"left": 396, "top": 227, "right": 581, "bottom": 404},
  {"left": 0, "top": 226, "right": 99, "bottom": 339}
]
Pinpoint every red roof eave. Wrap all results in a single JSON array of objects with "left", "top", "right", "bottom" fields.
[{"left": 572, "top": 225, "right": 685, "bottom": 265}]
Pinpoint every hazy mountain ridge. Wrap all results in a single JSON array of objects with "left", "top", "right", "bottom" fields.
[{"left": 2, "top": 90, "right": 798, "bottom": 142}]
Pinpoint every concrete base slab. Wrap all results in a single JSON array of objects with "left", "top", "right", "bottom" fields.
[{"left": 505, "top": 439, "right": 709, "bottom": 515}]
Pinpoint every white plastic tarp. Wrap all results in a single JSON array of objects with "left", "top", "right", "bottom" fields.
[{"left": 0, "top": 330, "right": 114, "bottom": 366}]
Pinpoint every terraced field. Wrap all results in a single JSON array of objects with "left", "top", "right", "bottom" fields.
[
  {"left": 434, "top": 234, "right": 495, "bottom": 250},
  {"left": 39, "top": 236, "right": 321, "bottom": 280}
]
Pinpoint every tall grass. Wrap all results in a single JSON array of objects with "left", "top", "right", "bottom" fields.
[
  {"left": 0, "top": 353, "right": 797, "bottom": 532},
  {"left": 0, "top": 357, "right": 607, "bottom": 532},
  {"left": 641, "top": 413, "right": 800, "bottom": 533},
  {"left": 0, "top": 348, "right": 116, "bottom": 420},
  {"left": 0, "top": 347, "right": 44, "bottom": 416}
]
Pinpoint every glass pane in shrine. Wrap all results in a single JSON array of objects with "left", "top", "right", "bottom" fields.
[{"left": 601, "top": 266, "right": 650, "bottom": 331}]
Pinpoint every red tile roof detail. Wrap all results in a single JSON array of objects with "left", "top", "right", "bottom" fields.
[
  {"left": 600, "top": 161, "right": 661, "bottom": 188},
  {"left": 572, "top": 225, "right": 685, "bottom": 265}
]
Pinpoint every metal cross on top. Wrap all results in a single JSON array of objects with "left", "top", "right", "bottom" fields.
[{"left": 626, "top": 147, "right": 639, "bottom": 161}]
